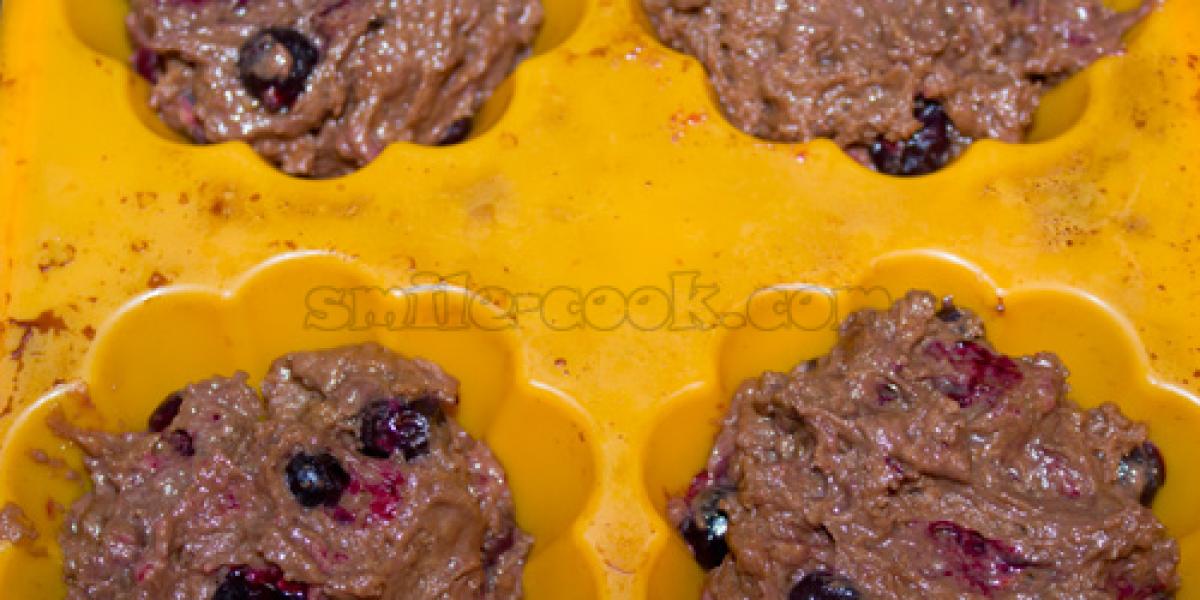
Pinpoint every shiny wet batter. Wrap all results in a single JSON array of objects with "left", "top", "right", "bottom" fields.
[
  {"left": 57, "top": 343, "right": 531, "bottom": 599},
  {"left": 673, "top": 292, "right": 1178, "bottom": 598},
  {"left": 644, "top": 0, "right": 1154, "bottom": 174},
  {"left": 129, "top": 0, "right": 542, "bottom": 177}
]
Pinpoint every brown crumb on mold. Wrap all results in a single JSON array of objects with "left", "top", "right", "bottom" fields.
[
  {"left": 1124, "top": 215, "right": 1152, "bottom": 234},
  {"left": 37, "top": 240, "right": 76, "bottom": 274},
  {"left": 130, "top": 240, "right": 150, "bottom": 253},
  {"left": 147, "top": 271, "right": 171, "bottom": 289},
  {"left": 28, "top": 449, "right": 67, "bottom": 470},
  {"left": 46, "top": 500, "right": 65, "bottom": 519},
  {"left": 135, "top": 191, "right": 158, "bottom": 209},
  {"left": 7, "top": 310, "right": 68, "bottom": 361},
  {"left": 81, "top": 326, "right": 96, "bottom": 341},
  {"left": 268, "top": 240, "right": 299, "bottom": 251},
  {"left": 29, "top": 449, "right": 80, "bottom": 482}
]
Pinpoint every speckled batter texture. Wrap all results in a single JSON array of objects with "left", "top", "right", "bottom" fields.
[
  {"left": 129, "top": 0, "right": 542, "bottom": 177},
  {"left": 644, "top": 0, "right": 1153, "bottom": 167},
  {"left": 673, "top": 292, "right": 1178, "bottom": 599},
  {"left": 56, "top": 343, "right": 531, "bottom": 599}
]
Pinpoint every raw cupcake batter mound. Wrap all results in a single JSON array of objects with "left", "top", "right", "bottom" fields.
[
  {"left": 129, "top": 0, "right": 542, "bottom": 177},
  {"left": 644, "top": 0, "right": 1155, "bottom": 175},
  {"left": 672, "top": 292, "right": 1178, "bottom": 599},
  {"left": 56, "top": 343, "right": 531, "bottom": 599}
]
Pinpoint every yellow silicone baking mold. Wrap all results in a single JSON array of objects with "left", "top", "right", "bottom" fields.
[{"left": 2, "top": 0, "right": 1200, "bottom": 598}]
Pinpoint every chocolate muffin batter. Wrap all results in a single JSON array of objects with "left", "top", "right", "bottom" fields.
[
  {"left": 644, "top": 0, "right": 1155, "bottom": 175},
  {"left": 56, "top": 343, "right": 531, "bottom": 599},
  {"left": 129, "top": 0, "right": 542, "bottom": 177},
  {"left": 0, "top": 503, "right": 38, "bottom": 547},
  {"left": 672, "top": 292, "right": 1179, "bottom": 598}
]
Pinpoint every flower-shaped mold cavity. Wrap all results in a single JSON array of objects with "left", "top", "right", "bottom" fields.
[
  {"left": 59, "top": 0, "right": 592, "bottom": 174},
  {"left": 0, "top": 252, "right": 603, "bottom": 600},
  {"left": 627, "top": 0, "right": 1157, "bottom": 176},
  {"left": 641, "top": 251, "right": 1200, "bottom": 599}
]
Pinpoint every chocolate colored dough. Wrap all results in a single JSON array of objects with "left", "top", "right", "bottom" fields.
[
  {"left": 672, "top": 292, "right": 1179, "bottom": 599},
  {"left": 0, "top": 503, "right": 38, "bottom": 547},
  {"left": 644, "top": 0, "right": 1153, "bottom": 166},
  {"left": 56, "top": 343, "right": 531, "bottom": 599},
  {"left": 128, "top": 0, "right": 542, "bottom": 177}
]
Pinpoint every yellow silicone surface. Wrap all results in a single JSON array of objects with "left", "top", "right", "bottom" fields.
[{"left": 1, "top": 0, "right": 1199, "bottom": 598}]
